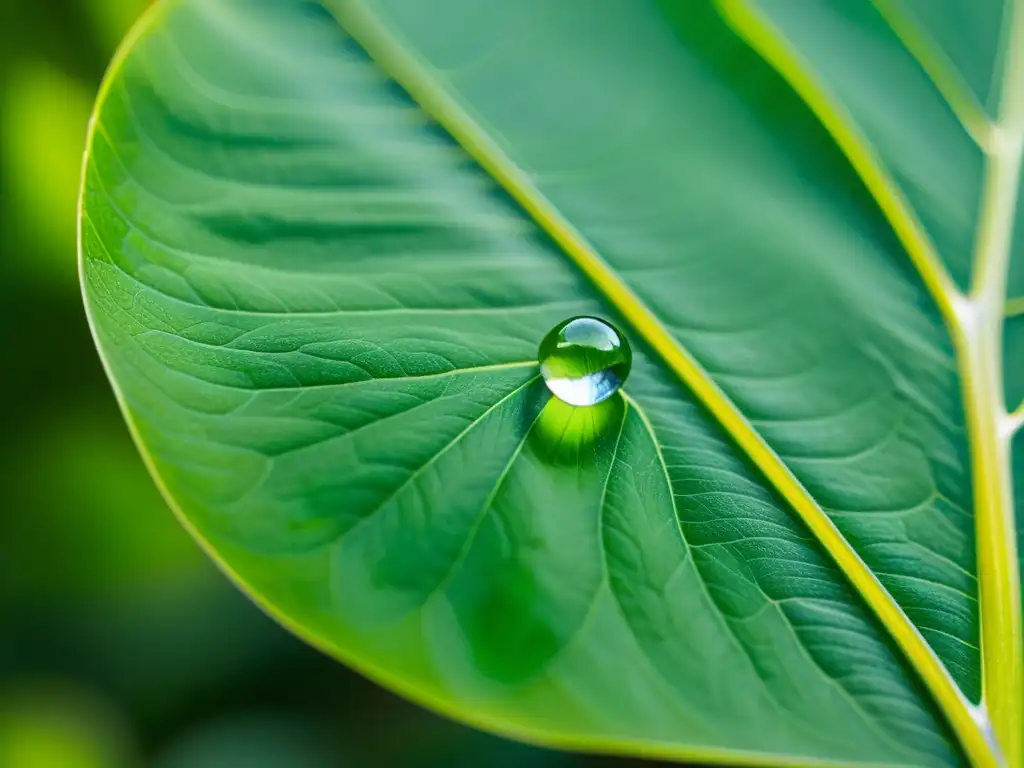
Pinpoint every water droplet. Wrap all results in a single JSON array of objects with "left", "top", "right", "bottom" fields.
[{"left": 538, "top": 316, "right": 632, "bottom": 406}]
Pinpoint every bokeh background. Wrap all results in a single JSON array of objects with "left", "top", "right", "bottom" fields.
[{"left": 0, "top": 2, "right": 668, "bottom": 766}]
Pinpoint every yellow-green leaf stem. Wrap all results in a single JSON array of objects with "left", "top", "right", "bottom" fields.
[
  {"left": 966, "top": 0, "right": 1024, "bottom": 760},
  {"left": 1010, "top": 403, "right": 1024, "bottom": 436},
  {"left": 1006, "top": 296, "right": 1024, "bottom": 318}
]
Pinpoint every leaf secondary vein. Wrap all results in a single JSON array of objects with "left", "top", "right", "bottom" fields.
[
  {"left": 620, "top": 393, "right": 825, "bottom": 746},
  {"left": 867, "top": 0, "right": 992, "bottom": 148},
  {"left": 338, "top": 373, "right": 540, "bottom": 543},
  {"left": 329, "top": 0, "right": 998, "bottom": 765}
]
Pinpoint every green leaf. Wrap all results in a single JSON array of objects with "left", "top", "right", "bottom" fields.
[{"left": 78, "top": 0, "right": 1024, "bottom": 765}]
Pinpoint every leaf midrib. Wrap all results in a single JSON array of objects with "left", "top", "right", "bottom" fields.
[
  {"left": 325, "top": 0, "right": 1002, "bottom": 765},
  {"left": 962, "top": 0, "right": 1024, "bottom": 760}
]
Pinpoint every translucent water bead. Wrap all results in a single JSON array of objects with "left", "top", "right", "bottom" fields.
[{"left": 538, "top": 316, "right": 632, "bottom": 407}]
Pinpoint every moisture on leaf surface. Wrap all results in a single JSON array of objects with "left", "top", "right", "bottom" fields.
[
  {"left": 539, "top": 316, "right": 632, "bottom": 407},
  {"left": 79, "top": 0, "right": 1024, "bottom": 766}
]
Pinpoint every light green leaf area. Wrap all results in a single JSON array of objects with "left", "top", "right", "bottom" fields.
[{"left": 79, "top": 0, "right": 1023, "bottom": 766}]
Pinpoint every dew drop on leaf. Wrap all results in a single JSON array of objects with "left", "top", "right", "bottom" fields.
[{"left": 538, "top": 316, "right": 632, "bottom": 407}]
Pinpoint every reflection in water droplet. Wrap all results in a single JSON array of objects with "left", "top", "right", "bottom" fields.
[{"left": 538, "top": 316, "right": 632, "bottom": 406}]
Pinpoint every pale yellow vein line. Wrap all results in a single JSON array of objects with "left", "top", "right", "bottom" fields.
[
  {"left": 1007, "top": 402, "right": 1024, "bottom": 437},
  {"left": 418, "top": 392, "right": 548, "bottom": 608},
  {"left": 868, "top": 0, "right": 992, "bottom": 149},
  {"left": 340, "top": 373, "right": 540, "bottom": 545},
  {"left": 1006, "top": 295, "right": 1024, "bottom": 318},
  {"left": 715, "top": 0, "right": 965, "bottom": 333},
  {"left": 330, "top": 1, "right": 996, "bottom": 765},
  {"left": 966, "top": 0, "right": 1024, "bottom": 759}
]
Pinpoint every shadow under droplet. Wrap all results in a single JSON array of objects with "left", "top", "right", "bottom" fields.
[{"left": 529, "top": 393, "right": 626, "bottom": 467}]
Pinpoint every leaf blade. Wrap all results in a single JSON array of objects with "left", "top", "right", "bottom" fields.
[{"left": 78, "top": 0, "right": 1012, "bottom": 764}]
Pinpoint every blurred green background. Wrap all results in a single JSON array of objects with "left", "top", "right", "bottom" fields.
[{"left": 0, "top": 2, "right": 663, "bottom": 766}]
